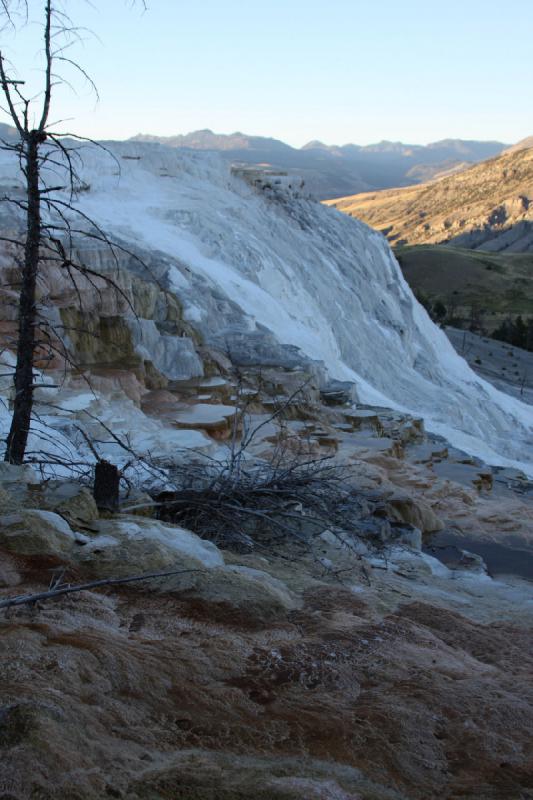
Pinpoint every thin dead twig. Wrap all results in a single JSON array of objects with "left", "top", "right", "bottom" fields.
[{"left": 0, "top": 567, "right": 204, "bottom": 610}]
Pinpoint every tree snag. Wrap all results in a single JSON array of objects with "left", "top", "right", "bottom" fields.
[{"left": 93, "top": 460, "right": 120, "bottom": 512}]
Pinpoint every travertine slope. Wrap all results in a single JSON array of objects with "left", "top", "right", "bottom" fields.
[{"left": 1, "top": 141, "right": 533, "bottom": 473}]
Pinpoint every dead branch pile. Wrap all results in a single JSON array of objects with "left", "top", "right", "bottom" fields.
[{"left": 155, "top": 448, "right": 366, "bottom": 553}]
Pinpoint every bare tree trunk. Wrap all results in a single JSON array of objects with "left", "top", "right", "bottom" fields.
[{"left": 4, "top": 131, "right": 41, "bottom": 464}]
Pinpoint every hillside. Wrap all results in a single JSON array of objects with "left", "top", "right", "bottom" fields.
[
  {"left": 326, "top": 143, "right": 533, "bottom": 251},
  {"left": 396, "top": 245, "right": 533, "bottom": 331},
  {"left": 131, "top": 129, "right": 506, "bottom": 200}
]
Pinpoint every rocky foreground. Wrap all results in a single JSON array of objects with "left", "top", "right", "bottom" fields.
[{"left": 1, "top": 390, "right": 533, "bottom": 800}]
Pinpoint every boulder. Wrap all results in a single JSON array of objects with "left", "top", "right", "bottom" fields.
[
  {"left": 76, "top": 516, "right": 224, "bottom": 577},
  {"left": 0, "top": 481, "right": 98, "bottom": 529},
  {"left": 0, "top": 510, "right": 82, "bottom": 559},
  {"left": 42, "top": 482, "right": 99, "bottom": 528},
  {"left": 74, "top": 516, "right": 298, "bottom": 619},
  {"left": 162, "top": 563, "right": 300, "bottom": 621},
  {"left": 0, "top": 462, "right": 38, "bottom": 486}
]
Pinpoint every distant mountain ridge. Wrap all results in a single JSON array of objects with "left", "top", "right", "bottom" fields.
[
  {"left": 0, "top": 120, "right": 511, "bottom": 200},
  {"left": 130, "top": 129, "right": 507, "bottom": 199},
  {"left": 133, "top": 129, "right": 293, "bottom": 153},
  {"left": 326, "top": 140, "right": 533, "bottom": 252}
]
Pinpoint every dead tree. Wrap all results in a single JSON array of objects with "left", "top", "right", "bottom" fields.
[
  {"left": 0, "top": 0, "right": 145, "bottom": 465},
  {"left": 0, "top": 2, "right": 52, "bottom": 463}
]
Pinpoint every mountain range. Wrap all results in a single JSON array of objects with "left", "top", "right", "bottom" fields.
[{"left": 131, "top": 129, "right": 506, "bottom": 199}]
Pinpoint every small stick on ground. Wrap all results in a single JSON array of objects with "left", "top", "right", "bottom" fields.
[{"left": 0, "top": 567, "right": 204, "bottom": 610}]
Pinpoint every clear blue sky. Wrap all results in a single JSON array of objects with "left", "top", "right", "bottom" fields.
[{"left": 1, "top": 0, "right": 532, "bottom": 146}]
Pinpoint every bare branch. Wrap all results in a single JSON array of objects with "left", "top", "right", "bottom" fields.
[
  {"left": 0, "top": 567, "right": 204, "bottom": 610},
  {"left": 0, "top": 52, "right": 24, "bottom": 134},
  {"left": 37, "top": 0, "right": 53, "bottom": 132}
]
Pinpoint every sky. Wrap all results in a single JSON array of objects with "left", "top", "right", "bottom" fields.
[{"left": 0, "top": 0, "right": 532, "bottom": 147}]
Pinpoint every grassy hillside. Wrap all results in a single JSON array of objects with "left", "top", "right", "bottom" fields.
[
  {"left": 326, "top": 145, "right": 533, "bottom": 251},
  {"left": 396, "top": 245, "right": 533, "bottom": 331}
]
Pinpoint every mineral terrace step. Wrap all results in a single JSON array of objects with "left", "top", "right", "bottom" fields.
[
  {"left": 173, "top": 403, "right": 238, "bottom": 437},
  {"left": 343, "top": 410, "right": 384, "bottom": 434}
]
